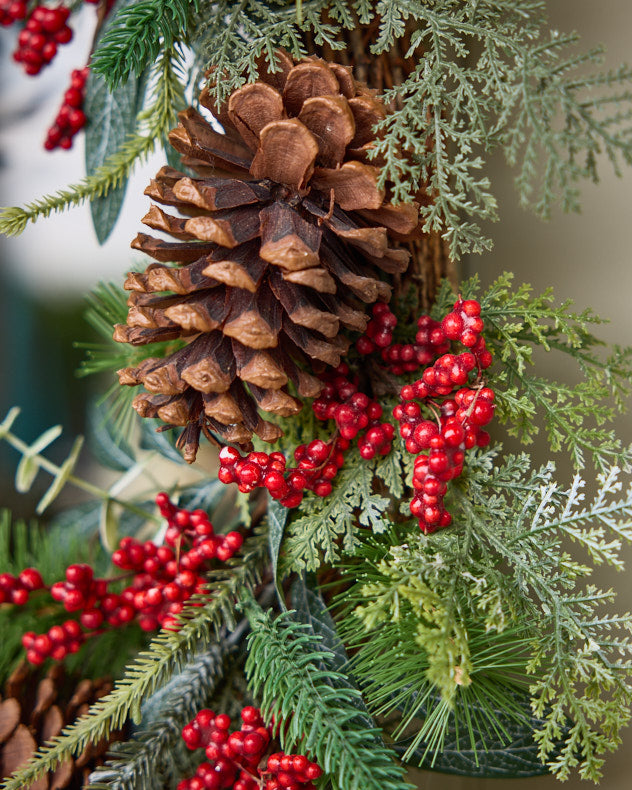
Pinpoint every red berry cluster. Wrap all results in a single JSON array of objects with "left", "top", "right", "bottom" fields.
[
  {"left": 0, "top": 0, "right": 26, "bottom": 26},
  {"left": 13, "top": 5, "right": 73, "bottom": 75},
  {"left": 393, "top": 298, "right": 495, "bottom": 533},
  {"left": 219, "top": 437, "right": 348, "bottom": 509},
  {"left": 45, "top": 67, "right": 89, "bottom": 150},
  {"left": 155, "top": 492, "right": 244, "bottom": 562},
  {"left": 14, "top": 495, "right": 243, "bottom": 665},
  {"left": 179, "top": 706, "right": 322, "bottom": 790},
  {"left": 0, "top": 568, "right": 44, "bottom": 605},
  {"left": 358, "top": 307, "right": 450, "bottom": 377},
  {"left": 356, "top": 302, "right": 398, "bottom": 355},
  {"left": 22, "top": 620, "right": 83, "bottom": 665},
  {"left": 312, "top": 363, "right": 394, "bottom": 459}
]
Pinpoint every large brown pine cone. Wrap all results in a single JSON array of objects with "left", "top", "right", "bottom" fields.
[{"left": 115, "top": 52, "right": 420, "bottom": 462}]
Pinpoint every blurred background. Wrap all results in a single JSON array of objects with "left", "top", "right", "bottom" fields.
[{"left": 0, "top": 1, "right": 630, "bottom": 787}]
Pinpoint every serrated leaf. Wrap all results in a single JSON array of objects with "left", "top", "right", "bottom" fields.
[
  {"left": 36, "top": 436, "right": 84, "bottom": 514},
  {"left": 268, "top": 495, "right": 289, "bottom": 609},
  {"left": 374, "top": 443, "right": 404, "bottom": 500},
  {"left": 99, "top": 499, "right": 119, "bottom": 552},
  {"left": 84, "top": 0, "right": 148, "bottom": 243},
  {"left": 286, "top": 448, "right": 390, "bottom": 571}
]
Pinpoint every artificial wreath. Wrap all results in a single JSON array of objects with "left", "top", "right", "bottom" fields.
[{"left": 0, "top": 2, "right": 631, "bottom": 789}]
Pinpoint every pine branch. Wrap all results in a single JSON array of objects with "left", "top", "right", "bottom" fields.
[
  {"left": 0, "top": 48, "right": 185, "bottom": 237},
  {"left": 0, "top": 530, "right": 268, "bottom": 790},
  {"left": 85, "top": 625, "right": 246, "bottom": 790},
  {"left": 91, "top": 0, "right": 199, "bottom": 89},
  {"left": 245, "top": 605, "right": 413, "bottom": 790}
]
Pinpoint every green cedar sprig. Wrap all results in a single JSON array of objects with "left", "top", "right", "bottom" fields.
[{"left": 337, "top": 452, "right": 632, "bottom": 782}]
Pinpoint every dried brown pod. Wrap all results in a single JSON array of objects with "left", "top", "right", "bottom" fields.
[{"left": 116, "top": 53, "right": 421, "bottom": 461}]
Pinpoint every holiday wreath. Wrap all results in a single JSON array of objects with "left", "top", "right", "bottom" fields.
[{"left": 0, "top": 2, "right": 631, "bottom": 789}]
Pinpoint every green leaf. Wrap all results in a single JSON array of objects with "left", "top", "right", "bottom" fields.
[
  {"left": 0, "top": 407, "right": 20, "bottom": 439},
  {"left": 268, "top": 495, "right": 289, "bottom": 609},
  {"left": 88, "top": 400, "right": 136, "bottom": 471},
  {"left": 290, "top": 574, "right": 375, "bottom": 730},
  {"left": 15, "top": 424, "right": 63, "bottom": 492},
  {"left": 36, "top": 436, "right": 84, "bottom": 514},
  {"left": 290, "top": 574, "right": 348, "bottom": 673},
  {"left": 15, "top": 455, "right": 39, "bottom": 493},
  {"left": 99, "top": 499, "right": 119, "bottom": 553},
  {"left": 138, "top": 418, "right": 187, "bottom": 465},
  {"left": 85, "top": 4, "right": 148, "bottom": 243}
]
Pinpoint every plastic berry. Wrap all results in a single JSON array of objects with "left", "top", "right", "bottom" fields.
[
  {"left": 45, "top": 67, "right": 89, "bottom": 151},
  {"left": 13, "top": 5, "right": 73, "bottom": 75},
  {"left": 356, "top": 301, "right": 397, "bottom": 354},
  {"left": 0, "top": 0, "right": 27, "bottom": 26}
]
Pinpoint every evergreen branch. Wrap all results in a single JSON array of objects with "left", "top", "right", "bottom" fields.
[
  {"left": 0, "top": 49, "right": 185, "bottom": 237},
  {"left": 459, "top": 456, "right": 632, "bottom": 782},
  {"left": 86, "top": 625, "right": 246, "bottom": 790},
  {"left": 0, "top": 531, "right": 267, "bottom": 790},
  {"left": 245, "top": 605, "right": 413, "bottom": 790},
  {"left": 336, "top": 451, "right": 632, "bottom": 780},
  {"left": 91, "top": 0, "right": 199, "bottom": 89},
  {"left": 284, "top": 445, "right": 394, "bottom": 572}
]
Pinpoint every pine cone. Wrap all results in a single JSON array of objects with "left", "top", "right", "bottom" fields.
[
  {"left": 0, "top": 663, "right": 123, "bottom": 789},
  {"left": 115, "top": 52, "right": 420, "bottom": 462}
]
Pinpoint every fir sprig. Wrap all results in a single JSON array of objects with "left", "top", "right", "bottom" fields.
[
  {"left": 245, "top": 604, "right": 414, "bottom": 790},
  {"left": 0, "top": 48, "right": 186, "bottom": 237},
  {"left": 91, "top": 0, "right": 199, "bottom": 89},
  {"left": 0, "top": 530, "right": 268, "bottom": 790},
  {"left": 86, "top": 634, "right": 234, "bottom": 790}
]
